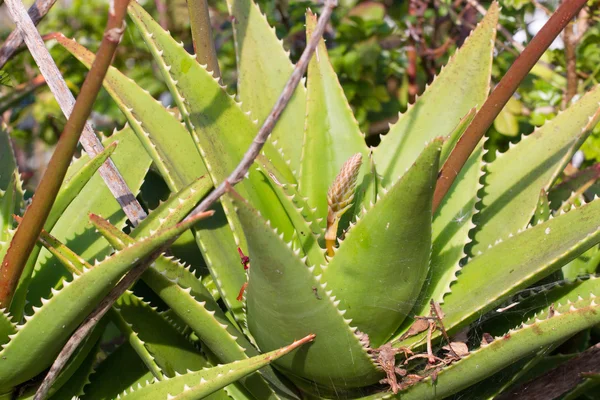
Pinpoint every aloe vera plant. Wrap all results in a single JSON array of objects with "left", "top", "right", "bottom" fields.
[{"left": 1, "top": 0, "right": 600, "bottom": 399}]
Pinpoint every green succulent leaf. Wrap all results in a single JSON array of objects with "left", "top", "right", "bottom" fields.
[
  {"left": 547, "top": 163, "right": 600, "bottom": 211},
  {"left": 471, "top": 85, "right": 600, "bottom": 255},
  {"left": 481, "top": 275, "right": 600, "bottom": 337},
  {"left": 91, "top": 215, "right": 300, "bottom": 400},
  {"left": 0, "top": 211, "right": 207, "bottom": 390},
  {"left": 562, "top": 245, "right": 600, "bottom": 280},
  {"left": 46, "top": 142, "right": 118, "bottom": 230},
  {"left": 255, "top": 157, "right": 325, "bottom": 269},
  {"left": 131, "top": 177, "right": 212, "bottom": 239},
  {"left": 323, "top": 138, "right": 442, "bottom": 346},
  {"left": 53, "top": 34, "right": 207, "bottom": 192},
  {"left": 117, "top": 335, "right": 315, "bottom": 400},
  {"left": 109, "top": 306, "right": 164, "bottom": 380},
  {"left": 15, "top": 127, "right": 151, "bottom": 320},
  {"left": 300, "top": 10, "right": 372, "bottom": 225},
  {"left": 231, "top": 192, "right": 382, "bottom": 389},
  {"left": 439, "top": 197, "right": 600, "bottom": 338},
  {"left": 398, "top": 294, "right": 600, "bottom": 400},
  {"left": 440, "top": 108, "right": 477, "bottom": 165},
  {"left": 372, "top": 2, "right": 496, "bottom": 187},
  {"left": 127, "top": 2, "right": 300, "bottom": 326},
  {"left": 43, "top": 319, "right": 108, "bottom": 400},
  {"left": 82, "top": 342, "right": 154, "bottom": 400},
  {"left": 113, "top": 293, "right": 217, "bottom": 378},
  {"left": 226, "top": 0, "right": 306, "bottom": 172},
  {"left": 50, "top": 336, "right": 101, "bottom": 400},
  {"left": 532, "top": 189, "right": 551, "bottom": 226},
  {"left": 0, "top": 128, "right": 23, "bottom": 240},
  {"left": 408, "top": 144, "right": 484, "bottom": 324}
]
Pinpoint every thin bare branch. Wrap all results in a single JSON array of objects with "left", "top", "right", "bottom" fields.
[
  {"left": 3, "top": 0, "right": 147, "bottom": 225},
  {"left": 0, "top": 0, "right": 58, "bottom": 69},
  {"left": 36, "top": 0, "right": 338, "bottom": 396},
  {"left": 0, "top": 0, "right": 132, "bottom": 308},
  {"left": 433, "top": 0, "right": 588, "bottom": 212}
]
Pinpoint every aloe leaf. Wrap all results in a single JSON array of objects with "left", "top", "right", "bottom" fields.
[
  {"left": 438, "top": 198, "right": 600, "bottom": 338},
  {"left": 108, "top": 306, "right": 164, "bottom": 380},
  {"left": 82, "top": 342, "right": 154, "bottom": 400},
  {"left": 0, "top": 309, "right": 14, "bottom": 350},
  {"left": 91, "top": 215, "right": 300, "bottom": 400},
  {"left": 440, "top": 108, "right": 477, "bottom": 165},
  {"left": 46, "top": 142, "right": 118, "bottom": 230},
  {"left": 232, "top": 192, "right": 382, "bottom": 389},
  {"left": 481, "top": 275, "right": 600, "bottom": 338},
  {"left": 127, "top": 1, "right": 294, "bottom": 194},
  {"left": 397, "top": 295, "right": 600, "bottom": 400},
  {"left": 113, "top": 293, "right": 222, "bottom": 379},
  {"left": 562, "top": 376, "right": 600, "bottom": 400},
  {"left": 0, "top": 212, "right": 207, "bottom": 390},
  {"left": 372, "top": 3, "right": 496, "bottom": 187},
  {"left": 41, "top": 319, "right": 107, "bottom": 400},
  {"left": 38, "top": 197, "right": 207, "bottom": 383},
  {"left": 471, "top": 85, "right": 600, "bottom": 255},
  {"left": 17, "top": 127, "right": 151, "bottom": 319},
  {"left": 548, "top": 164, "right": 600, "bottom": 210},
  {"left": 118, "top": 335, "right": 314, "bottom": 400},
  {"left": 300, "top": 10, "right": 371, "bottom": 225},
  {"left": 562, "top": 246, "right": 599, "bottom": 280},
  {"left": 53, "top": 34, "right": 206, "bottom": 192},
  {"left": 255, "top": 157, "right": 325, "bottom": 268},
  {"left": 131, "top": 177, "right": 212, "bottom": 239},
  {"left": 0, "top": 128, "right": 23, "bottom": 239},
  {"left": 322, "top": 139, "right": 441, "bottom": 346},
  {"left": 225, "top": 0, "right": 306, "bottom": 172},
  {"left": 532, "top": 189, "right": 550, "bottom": 226},
  {"left": 128, "top": 3, "right": 300, "bottom": 325},
  {"left": 407, "top": 145, "right": 484, "bottom": 323}
]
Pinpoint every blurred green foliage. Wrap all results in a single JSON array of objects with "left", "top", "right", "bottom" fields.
[{"left": 1, "top": 0, "right": 600, "bottom": 170}]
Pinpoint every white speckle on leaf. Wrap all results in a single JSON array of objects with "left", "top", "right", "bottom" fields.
[{"left": 545, "top": 227, "right": 551, "bottom": 235}]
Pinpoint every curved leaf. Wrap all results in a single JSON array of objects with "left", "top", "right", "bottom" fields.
[
  {"left": 0, "top": 212, "right": 208, "bottom": 390},
  {"left": 118, "top": 336, "right": 314, "bottom": 400},
  {"left": 372, "top": 2, "right": 496, "bottom": 186},
  {"left": 471, "top": 85, "right": 600, "bottom": 255},
  {"left": 226, "top": 0, "right": 306, "bottom": 172},
  {"left": 323, "top": 139, "right": 441, "bottom": 346},
  {"left": 232, "top": 192, "right": 382, "bottom": 389},
  {"left": 300, "top": 10, "right": 372, "bottom": 224}
]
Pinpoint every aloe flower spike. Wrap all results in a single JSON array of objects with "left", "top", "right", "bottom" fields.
[{"left": 326, "top": 153, "right": 363, "bottom": 256}]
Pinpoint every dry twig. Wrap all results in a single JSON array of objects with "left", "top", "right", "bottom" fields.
[{"left": 0, "top": 0, "right": 58, "bottom": 69}]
